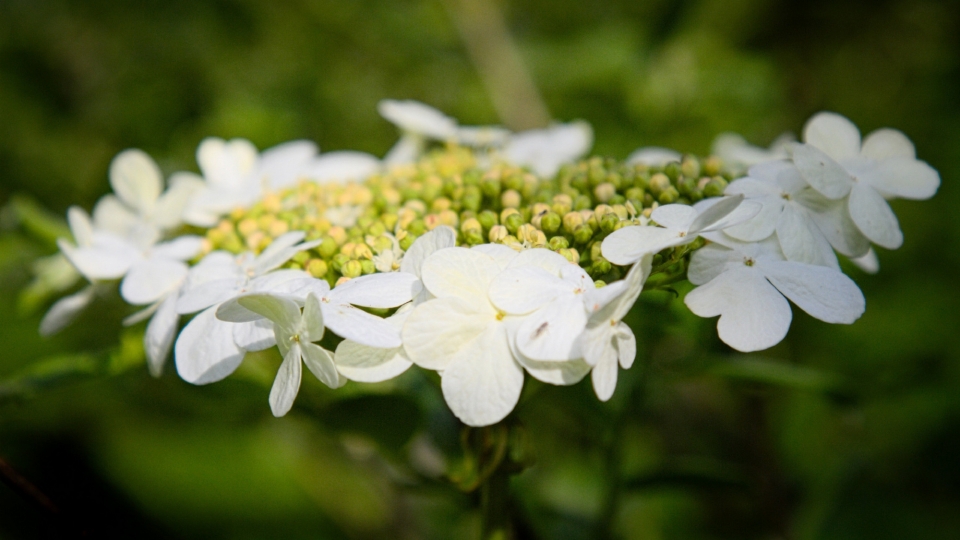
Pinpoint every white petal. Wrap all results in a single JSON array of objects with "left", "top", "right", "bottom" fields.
[
  {"left": 302, "top": 151, "right": 380, "bottom": 184},
  {"left": 688, "top": 195, "right": 745, "bottom": 233},
  {"left": 301, "top": 293, "right": 325, "bottom": 343},
  {"left": 802, "top": 112, "right": 861, "bottom": 161},
  {"left": 600, "top": 226, "right": 685, "bottom": 265},
  {"left": 504, "top": 247, "right": 570, "bottom": 274},
  {"left": 608, "top": 256, "right": 652, "bottom": 322},
  {"left": 582, "top": 279, "right": 629, "bottom": 315},
  {"left": 848, "top": 183, "right": 903, "bottom": 249},
  {"left": 402, "top": 297, "right": 490, "bottom": 370},
  {"left": 591, "top": 354, "right": 619, "bottom": 402},
  {"left": 860, "top": 128, "right": 915, "bottom": 160},
  {"left": 121, "top": 258, "right": 188, "bottom": 305},
  {"left": 684, "top": 267, "right": 792, "bottom": 352},
  {"left": 441, "top": 324, "right": 524, "bottom": 427},
  {"left": 176, "top": 278, "right": 242, "bottom": 314},
  {"left": 383, "top": 135, "right": 423, "bottom": 166},
  {"left": 850, "top": 248, "right": 879, "bottom": 274},
  {"left": 725, "top": 176, "right": 782, "bottom": 198},
  {"left": 421, "top": 247, "right": 501, "bottom": 301},
  {"left": 67, "top": 206, "right": 94, "bottom": 246},
  {"left": 175, "top": 307, "right": 245, "bottom": 384},
  {"left": 152, "top": 236, "right": 204, "bottom": 261},
  {"left": 799, "top": 195, "right": 871, "bottom": 258},
  {"left": 626, "top": 147, "right": 681, "bottom": 167},
  {"left": 378, "top": 99, "right": 458, "bottom": 139},
  {"left": 322, "top": 303, "right": 401, "bottom": 348},
  {"left": 328, "top": 271, "right": 419, "bottom": 308},
  {"left": 650, "top": 204, "right": 696, "bottom": 231},
  {"left": 517, "top": 354, "right": 590, "bottom": 386},
  {"left": 694, "top": 198, "right": 762, "bottom": 234},
  {"left": 616, "top": 325, "right": 637, "bottom": 369},
  {"left": 301, "top": 342, "right": 339, "bottom": 388},
  {"left": 252, "top": 231, "right": 307, "bottom": 274},
  {"left": 335, "top": 341, "right": 411, "bottom": 383},
  {"left": 197, "top": 137, "right": 258, "bottom": 187},
  {"left": 790, "top": 143, "right": 853, "bottom": 200},
  {"left": 489, "top": 267, "right": 568, "bottom": 315},
  {"left": 776, "top": 204, "right": 839, "bottom": 268},
  {"left": 470, "top": 243, "right": 518, "bottom": 270},
  {"left": 400, "top": 226, "right": 457, "bottom": 277},
  {"left": 516, "top": 296, "right": 588, "bottom": 361},
  {"left": 151, "top": 172, "right": 204, "bottom": 230},
  {"left": 576, "top": 323, "right": 615, "bottom": 368},
  {"left": 232, "top": 319, "right": 277, "bottom": 351},
  {"left": 456, "top": 125, "right": 511, "bottom": 147},
  {"left": 269, "top": 345, "right": 303, "bottom": 417},
  {"left": 257, "top": 140, "right": 318, "bottom": 190},
  {"left": 759, "top": 260, "right": 865, "bottom": 324},
  {"left": 721, "top": 197, "right": 781, "bottom": 242},
  {"left": 687, "top": 244, "right": 740, "bottom": 286},
  {"left": 59, "top": 238, "right": 139, "bottom": 280},
  {"left": 144, "top": 293, "right": 179, "bottom": 377},
  {"left": 123, "top": 302, "right": 160, "bottom": 326},
  {"left": 503, "top": 121, "right": 593, "bottom": 177},
  {"left": 39, "top": 285, "right": 96, "bottom": 336},
  {"left": 109, "top": 149, "right": 162, "bottom": 214},
  {"left": 236, "top": 293, "right": 302, "bottom": 330},
  {"left": 91, "top": 195, "right": 140, "bottom": 237},
  {"left": 861, "top": 157, "right": 940, "bottom": 200}
]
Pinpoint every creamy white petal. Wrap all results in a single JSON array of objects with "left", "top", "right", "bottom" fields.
[
  {"left": 802, "top": 112, "right": 861, "bottom": 161},
  {"left": 400, "top": 226, "right": 457, "bottom": 277},
  {"left": 197, "top": 137, "right": 258, "bottom": 187},
  {"left": 402, "top": 297, "right": 490, "bottom": 370},
  {"left": 59, "top": 238, "right": 139, "bottom": 280},
  {"left": 236, "top": 293, "right": 301, "bottom": 330},
  {"left": 687, "top": 244, "right": 740, "bottom": 286},
  {"left": 232, "top": 319, "right": 277, "bottom": 352},
  {"left": 626, "top": 147, "right": 682, "bottom": 167},
  {"left": 39, "top": 284, "right": 96, "bottom": 336},
  {"left": 616, "top": 325, "right": 637, "bottom": 369},
  {"left": 302, "top": 151, "right": 381, "bottom": 184},
  {"left": 504, "top": 247, "right": 570, "bottom": 274},
  {"left": 600, "top": 226, "right": 685, "bottom": 265},
  {"left": 759, "top": 260, "right": 865, "bottom": 324},
  {"left": 861, "top": 157, "right": 940, "bottom": 200},
  {"left": 328, "top": 272, "right": 419, "bottom": 308},
  {"left": 503, "top": 121, "right": 593, "bottom": 177},
  {"left": 152, "top": 172, "right": 204, "bottom": 230},
  {"left": 790, "top": 143, "right": 853, "bottom": 200},
  {"left": 175, "top": 307, "right": 245, "bottom": 384},
  {"left": 378, "top": 99, "right": 458, "bottom": 139},
  {"left": 650, "top": 204, "right": 696, "bottom": 230},
  {"left": 517, "top": 354, "right": 591, "bottom": 386},
  {"left": 516, "top": 296, "right": 588, "bottom": 361},
  {"left": 109, "top": 149, "right": 162, "bottom": 214},
  {"left": 684, "top": 267, "right": 791, "bottom": 352},
  {"left": 847, "top": 183, "right": 903, "bottom": 249},
  {"left": 121, "top": 258, "right": 188, "bottom": 305},
  {"left": 441, "top": 324, "right": 524, "bottom": 427},
  {"left": 335, "top": 341, "right": 412, "bottom": 383},
  {"left": 67, "top": 206, "right": 94, "bottom": 246},
  {"left": 688, "top": 195, "right": 745, "bottom": 233},
  {"left": 144, "top": 293, "right": 179, "bottom": 377},
  {"left": 582, "top": 279, "right": 629, "bottom": 315},
  {"left": 591, "top": 353, "right": 619, "bottom": 402},
  {"left": 776, "top": 204, "right": 839, "bottom": 268},
  {"left": 609, "top": 256, "right": 652, "bottom": 322},
  {"left": 576, "top": 323, "right": 615, "bottom": 368},
  {"left": 301, "top": 293, "right": 325, "bottom": 343},
  {"left": 297, "top": 342, "right": 337, "bottom": 389},
  {"left": 151, "top": 236, "right": 204, "bottom": 261},
  {"left": 721, "top": 197, "right": 781, "bottom": 242},
  {"left": 860, "top": 128, "right": 915, "bottom": 160},
  {"left": 257, "top": 140, "right": 318, "bottom": 190},
  {"left": 91, "top": 195, "right": 141, "bottom": 237},
  {"left": 421, "top": 247, "right": 501, "bottom": 301},
  {"left": 270, "top": 345, "right": 303, "bottom": 417},
  {"left": 322, "top": 303, "right": 400, "bottom": 348},
  {"left": 800, "top": 195, "right": 871, "bottom": 257},
  {"left": 489, "top": 267, "right": 568, "bottom": 315},
  {"left": 470, "top": 243, "right": 518, "bottom": 269},
  {"left": 850, "top": 248, "right": 879, "bottom": 274},
  {"left": 176, "top": 278, "right": 242, "bottom": 314},
  {"left": 383, "top": 135, "right": 423, "bottom": 166}
]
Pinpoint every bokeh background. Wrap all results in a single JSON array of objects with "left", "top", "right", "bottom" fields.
[{"left": 2, "top": 0, "right": 959, "bottom": 538}]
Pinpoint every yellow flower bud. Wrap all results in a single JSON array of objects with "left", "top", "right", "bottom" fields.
[
  {"left": 489, "top": 225, "right": 508, "bottom": 243},
  {"left": 439, "top": 209, "right": 459, "bottom": 228},
  {"left": 562, "top": 211, "right": 584, "bottom": 234},
  {"left": 501, "top": 189, "right": 522, "bottom": 209},
  {"left": 341, "top": 260, "right": 363, "bottom": 278},
  {"left": 237, "top": 218, "right": 258, "bottom": 237},
  {"left": 306, "top": 259, "right": 328, "bottom": 278},
  {"left": 594, "top": 182, "right": 616, "bottom": 203}
]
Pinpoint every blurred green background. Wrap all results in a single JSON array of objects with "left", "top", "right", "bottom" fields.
[{"left": 1, "top": 0, "right": 959, "bottom": 538}]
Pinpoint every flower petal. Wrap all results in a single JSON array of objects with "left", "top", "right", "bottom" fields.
[
  {"left": 402, "top": 297, "right": 490, "bottom": 370},
  {"left": 687, "top": 243, "right": 740, "bottom": 286},
  {"left": 591, "top": 353, "right": 619, "bottom": 402},
  {"left": 759, "top": 260, "right": 865, "bottom": 324},
  {"left": 799, "top": 194, "right": 871, "bottom": 258},
  {"left": 489, "top": 267, "right": 568, "bottom": 315},
  {"left": 302, "top": 293, "right": 325, "bottom": 343},
  {"left": 791, "top": 143, "right": 853, "bottom": 200},
  {"left": 378, "top": 99, "right": 458, "bottom": 139},
  {"left": 616, "top": 325, "right": 637, "bottom": 369},
  {"left": 152, "top": 236, "right": 204, "bottom": 261},
  {"left": 802, "top": 112, "right": 861, "bottom": 161},
  {"left": 650, "top": 204, "right": 697, "bottom": 230},
  {"left": 470, "top": 243, "right": 518, "bottom": 270},
  {"left": 776, "top": 204, "right": 839, "bottom": 268},
  {"left": 849, "top": 248, "right": 879, "bottom": 274},
  {"left": 721, "top": 197, "right": 781, "bottom": 242},
  {"left": 335, "top": 342, "right": 411, "bottom": 383},
  {"left": 441, "top": 324, "right": 524, "bottom": 427},
  {"left": 152, "top": 172, "right": 204, "bottom": 230},
  {"left": 235, "top": 293, "right": 302, "bottom": 330},
  {"left": 322, "top": 303, "right": 401, "bottom": 348},
  {"left": 684, "top": 267, "right": 792, "bottom": 352},
  {"left": 504, "top": 247, "right": 570, "bottom": 274},
  {"left": 503, "top": 121, "right": 593, "bottom": 177},
  {"left": 860, "top": 128, "right": 915, "bottom": 160},
  {"left": 145, "top": 293, "right": 179, "bottom": 377},
  {"left": 109, "top": 149, "right": 162, "bottom": 214},
  {"left": 269, "top": 345, "right": 303, "bottom": 417},
  {"left": 848, "top": 183, "right": 903, "bottom": 249},
  {"left": 600, "top": 226, "right": 685, "bottom": 265},
  {"left": 861, "top": 157, "right": 940, "bottom": 200},
  {"left": 67, "top": 206, "right": 94, "bottom": 246},
  {"left": 175, "top": 306, "right": 245, "bottom": 384},
  {"left": 39, "top": 284, "right": 96, "bottom": 336},
  {"left": 328, "top": 271, "right": 419, "bottom": 308},
  {"left": 421, "top": 247, "right": 501, "bottom": 301},
  {"left": 121, "top": 258, "right": 188, "bottom": 305},
  {"left": 303, "top": 151, "right": 381, "bottom": 184},
  {"left": 517, "top": 354, "right": 591, "bottom": 386},
  {"left": 399, "top": 226, "right": 457, "bottom": 277},
  {"left": 516, "top": 296, "right": 588, "bottom": 361},
  {"left": 176, "top": 277, "right": 242, "bottom": 314},
  {"left": 301, "top": 342, "right": 340, "bottom": 388},
  {"left": 232, "top": 319, "right": 277, "bottom": 352}
]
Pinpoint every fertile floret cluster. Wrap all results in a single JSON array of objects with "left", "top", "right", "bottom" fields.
[{"left": 37, "top": 102, "right": 939, "bottom": 426}]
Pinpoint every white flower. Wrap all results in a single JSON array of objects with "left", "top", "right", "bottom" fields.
[
  {"left": 379, "top": 100, "right": 459, "bottom": 166},
  {"left": 684, "top": 234, "right": 865, "bottom": 352},
  {"left": 574, "top": 257, "right": 652, "bottom": 401},
  {"left": 174, "top": 232, "right": 318, "bottom": 384},
  {"left": 501, "top": 121, "right": 594, "bottom": 177},
  {"left": 402, "top": 246, "right": 528, "bottom": 426},
  {"left": 626, "top": 147, "right": 682, "bottom": 167},
  {"left": 301, "top": 151, "right": 381, "bottom": 184},
  {"left": 332, "top": 227, "right": 456, "bottom": 382},
  {"left": 790, "top": 112, "right": 940, "bottom": 252},
  {"left": 234, "top": 292, "right": 339, "bottom": 417},
  {"left": 601, "top": 195, "right": 757, "bottom": 265},
  {"left": 723, "top": 161, "right": 839, "bottom": 268},
  {"left": 711, "top": 132, "right": 793, "bottom": 172}
]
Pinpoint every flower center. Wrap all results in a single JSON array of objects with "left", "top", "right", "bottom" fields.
[
  {"left": 496, "top": 311, "right": 505, "bottom": 321},
  {"left": 744, "top": 257, "right": 755, "bottom": 267}
]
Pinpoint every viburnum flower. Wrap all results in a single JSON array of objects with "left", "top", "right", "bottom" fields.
[
  {"left": 684, "top": 233, "right": 865, "bottom": 352},
  {"left": 790, "top": 112, "right": 940, "bottom": 252},
  {"left": 574, "top": 257, "right": 652, "bottom": 401},
  {"left": 500, "top": 121, "right": 594, "bottom": 177},
  {"left": 233, "top": 292, "right": 339, "bottom": 417},
  {"left": 378, "top": 99, "right": 459, "bottom": 165},
  {"left": 723, "top": 161, "right": 839, "bottom": 268},
  {"left": 301, "top": 150, "right": 381, "bottom": 184},
  {"left": 711, "top": 132, "right": 794, "bottom": 172},
  {"left": 174, "top": 232, "right": 319, "bottom": 383},
  {"left": 601, "top": 195, "right": 757, "bottom": 265},
  {"left": 402, "top": 246, "right": 529, "bottom": 427},
  {"left": 626, "top": 146, "right": 682, "bottom": 167}
]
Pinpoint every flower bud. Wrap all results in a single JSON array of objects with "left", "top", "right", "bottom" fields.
[
  {"left": 558, "top": 248, "right": 580, "bottom": 264},
  {"left": 649, "top": 173, "right": 671, "bottom": 196},
  {"left": 703, "top": 176, "right": 728, "bottom": 198},
  {"left": 600, "top": 212, "right": 620, "bottom": 234},
  {"left": 341, "top": 260, "right": 363, "bottom": 278},
  {"left": 354, "top": 243, "right": 373, "bottom": 260},
  {"left": 548, "top": 236, "right": 569, "bottom": 251},
  {"left": 502, "top": 235, "right": 524, "bottom": 251},
  {"left": 539, "top": 211, "right": 561, "bottom": 234},
  {"left": 478, "top": 209, "right": 498, "bottom": 230},
  {"left": 331, "top": 253, "right": 350, "bottom": 272},
  {"left": 551, "top": 194, "right": 573, "bottom": 216},
  {"left": 328, "top": 226, "right": 348, "bottom": 245},
  {"left": 702, "top": 155, "right": 723, "bottom": 176},
  {"left": 501, "top": 189, "right": 522, "bottom": 209},
  {"left": 438, "top": 209, "right": 459, "bottom": 228},
  {"left": 268, "top": 220, "right": 289, "bottom": 237},
  {"left": 431, "top": 197, "right": 451, "bottom": 213},
  {"left": 481, "top": 175, "right": 501, "bottom": 198},
  {"left": 464, "top": 229, "right": 485, "bottom": 245},
  {"left": 318, "top": 236, "right": 338, "bottom": 259},
  {"left": 562, "top": 211, "right": 584, "bottom": 234},
  {"left": 594, "top": 182, "right": 616, "bottom": 203},
  {"left": 306, "top": 259, "right": 329, "bottom": 278},
  {"left": 658, "top": 186, "right": 680, "bottom": 204},
  {"left": 237, "top": 218, "right": 258, "bottom": 237},
  {"left": 504, "top": 212, "right": 523, "bottom": 234},
  {"left": 681, "top": 156, "right": 701, "bottom": 179},
  {"left": 489, "top": 225, "right": 508, "bottom": 243},
  {"left": 663, "top": 161, "right": 682, "bottom": 181},
  {"left": 591, "top": 258, "right": 612, "bottom": 276},
  {"left": 360, "top": 259, "right": 376, "bottom": 275},
  {"left": 573, "top": 223, "right": 594, "bottom": 245},
  {"left": 399, "top": 233, "right": 417, "bottom": 251}
]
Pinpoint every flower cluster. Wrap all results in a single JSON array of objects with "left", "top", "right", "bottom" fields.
[{"left": 38, "top": 102, "right": 939, "bottom": 426}]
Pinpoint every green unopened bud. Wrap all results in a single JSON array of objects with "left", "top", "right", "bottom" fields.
[
  {"left": 594, "top": 204, "right": 614, "bottom": 220},
  {"left": 681, "top": 156, "right": 701, "bottom": 179},
  {"left": 649, "top": 173, "right": 671, "bottom": 196},
  {"left": 703, "top": 176, "right": 728, "bottom": 198},
  {"left": 562, "top": 211, "right": 584, "bottom": 234},
  {"left": 462, "top": 185, "right": 482, "bottom": 212},
  {"left": 408, "top": 219, "right": 426, "bottom": 235},
  {"left": 591, "top": 258, "right": 612, "bottom": 276},
  {"left": 292, "top": 251, "right": 311, "bottom": 265},
  {"left": 372, "top": 235, "right": 395, "bottom": 254},
  {"left": 331, "top": 253, "right": 350, "bottom": 272},
  {"left": 342, "top": 260, "right": 363, "bottom": 278},
  {"left": 461, "top": 217, "right": 482, "bottom": 234},
  {"left": 478, "top": 209, "right": 498, "bottom": 230},
  {"left": 540, "top": 211, "right": 561, "bottom": 234},
  {"left": 594, "top": 280, "right": 606, "bottom": 288},
  {"left": 594, "top": 182, "right": 616, "bottom": 203},
  {"left": 663, "top": 161, "right": 682, "bottom": 181},
  {"left": 237, "top": 218, "right": 258, "bottom": 237},
  {"left": 481, "top": 176, "right": 501, "bottom": 198},
  {"left": 399, "top": 233, "right": 417, "bottom": 251},
  {"left": 703, "top": 156, "right": 723, "bottom": 176},
  {"left": 501, "top": 189, "right": 521, "bottom": 208},
  {"left": 573, "top": 223, "right": 594, "bottom": 245},
  {"left": 503, "top": 172, "right": 524, "bottom": 192},
  {"left": 431, "top": 197, "right": 452, "bottom": 213},
  {"left": 558, "top": 248, "right": 580, "bottom": 264},
  {"left": 548, "top": 236, "right": 569, "bottom": 251},
  {"left": 489, "top": 225, "right": 508, "bottom": 243},
  {"left": 658, "top": 186, "right": 680, "bottom": 204},
  {"left": 464, "top": 229, "right": 485, "bottom": 245},
  {"left": 360, "top": 259, "right": 376, "bottom": 275},
  {"left": 625, "top": 187, "right": 645, "bottom": 202},
  {"left": 306, "top": 259, "right": 328, "bottom": 278},
  {"left": 502, "top": 235, "right": 523, "bottom": 250},
  {"left": 504, "top": 213, "right": 523, "bottom": 234},
  {"left": 600, "top": 212, "right": 619, "bottom": 234},
  {"left": 366, "top": 220, "right": 386, "bottom": 237},
  {"left": 551, "top": 194, "right": 573, "bottom": 215}
]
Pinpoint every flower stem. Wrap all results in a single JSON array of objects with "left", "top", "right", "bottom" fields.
[{"left": 480, "top": 458, "right": 513, "bottom": 540}]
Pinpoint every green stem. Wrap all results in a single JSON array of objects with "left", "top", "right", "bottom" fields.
[{"left": 480, "top": 460, "right": 512, "bottom": 540}]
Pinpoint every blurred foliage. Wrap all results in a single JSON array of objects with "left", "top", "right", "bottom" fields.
[{"left": 2, "top": 0, "right": 960, "bottom": 538}]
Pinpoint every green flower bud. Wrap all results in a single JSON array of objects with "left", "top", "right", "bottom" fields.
[
  {"left": 574, "top": 194, "right": 593, "bottom": 211},
  {"left": 464, "top": 229, "right": 485, "bottom": 245},
  {"left": 462, "top": 185, "right": 482, "bottom": 212},
  {"left": 501, "top": 189, "right": 522, "bottom": 209},
  {"left": 407, "top": 219, "right": 426, "bottom": 236},
  {"left": 663, "top": 161, "right": 682, "bottom": 181},
  {"left": 703, "top": 176, "right": 728, "bottom": 198},
  {"left": 342, "top": 260, "right": 363, "bottom": 278},
  {"left": 318, "top": 237, "right": 338, "bottom": 259},
  {"left": 703, "top": 156, "right": 723, "bottom": 176},
  {"left": 548, "top": 235, "right": 569, "bottom": 251},
  {"left": 551, "top": 194, "right": 573, "bottom": 216},
  {"left": 677, "top": 176, "right": 697, "bottom": 196},
  {"left": 503, "top": 172, "right": 524, "bottom": 192},
  {"left": 489, "top": 225, "right": 508, "bottom": 243},
  {"left": 558, "top": 247, "right": 580, "bottom": 264},
  {"left": 594, "top": 182, "right": 616, "bottom": 203},
  {"left": 540, "top": 211, "right": 561, "bottom": 234},
  {"left": 658, "top": 186, "right": 680, "bottom": 204},
  {"left": 292, "top": 251, "right": 311, "bottom": 265},
  {"left": 591, "top": 258, "right": 612, "bottom": 277},
  {"left": 478, "top": 209, "right": 498, "bottom": 230},
  {"left": 681, "top": 156, "right": 701, "bottom": 179},
  {"left": 573, "top": 223, "right": 594, "bottom": 245},
  {"left": 306, "top": 259, "right": 328, "bottom": 278},
  {"left": 594, "top": 280, "right": 606, "bottom": 288},
  {"left": 331, "top": 253, "right": 350, "bottom": 272},
  {"left": 504, "top": 213, "right": 523, "bottom": 234},
  {"left": 360, "top": 259, "right": 376, "bottom": 275},
  {"left": 399, "top": 233, "right": 417, "bottom": 251},
  {"left": 649, "top": 173, "right": 671, "bottom": 196},
  {"left": 600, "top": 212, "right": 619, "bottom": 234},
  {"left": 562, "top": 211, "right": 584, "bottom": 234},
  {"left": 480, "top": 176, "right": 501, "bottom": 198}
]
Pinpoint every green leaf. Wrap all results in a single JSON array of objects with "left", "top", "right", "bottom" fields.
[{"left": 4, "top": 195, "right": 71, "bottom": 248}]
